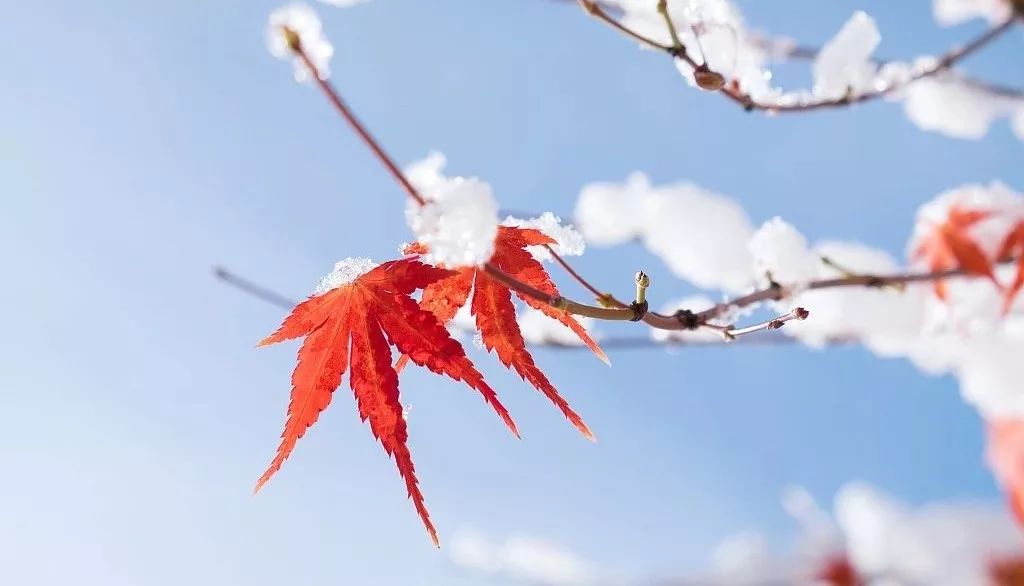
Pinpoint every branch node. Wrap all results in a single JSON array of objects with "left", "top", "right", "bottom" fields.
[
  {"left": 673, "top": 309, "right": 702, "bottom": 330},
  {"left": 667, "top": 45, "right": 688, "bottom": 59},
  {"left": 596, "top": 292, "right": 618, "bottom": 308},
  {"left": 550, "top": 296, "right": 569, "bottom": 310},
  {"left": 629, "top": 300, "right": 649, "bottom": 322}
]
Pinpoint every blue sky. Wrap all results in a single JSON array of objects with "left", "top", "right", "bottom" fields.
[{"left": 2, "top": 0, "right": 1022, "bottom": 584}]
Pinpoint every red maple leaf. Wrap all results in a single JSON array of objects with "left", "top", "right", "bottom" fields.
[
  {"left": 987, "top": 418, "right": 1024, "bottom": 529},
  {"left": 401, "top": 226, "right": 608, "bottom": 440},
  {"left": 998, "top": 221, "right": 1024, "bottom": 313},
  {"left": 255, "top": 257, "right": 518, "bottom": 546},
  {"left": 913, "top": 206, "right": 999, "bottom": 300}
]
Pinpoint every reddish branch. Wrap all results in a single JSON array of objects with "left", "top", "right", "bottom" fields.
[{"left": 575, "top": 0, "right": 1021, "bottom": 113}]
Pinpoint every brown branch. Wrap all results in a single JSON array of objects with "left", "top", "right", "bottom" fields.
[
  {"left": 285, "top": 34, "right": 637, "bottom": 322},
  {"left": 213, "top": 266, "right": 843, "bottom": 348},
  {"left": 576, "top": 0, "right": 672, "bottom": 52},
  {"left": 574, "top": 1, "right": 1020, "bottom": 113}
]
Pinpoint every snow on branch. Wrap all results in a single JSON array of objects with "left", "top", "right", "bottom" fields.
[{"left": 570, "top": 0, "right": 1024, "bottom": 140}]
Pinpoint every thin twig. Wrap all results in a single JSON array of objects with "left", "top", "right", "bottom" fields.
[
  {"left": 722, "top": 307, "right": 809, "bottom": 340},
  {"left": 576, "top": 0, "right": 672, "bottom": 52},
  {"left": 545, "top": 244, "right": 609, "bottom": 301},
  {"left": 213, "top": 266, "right": 301, "bottom": 309}
]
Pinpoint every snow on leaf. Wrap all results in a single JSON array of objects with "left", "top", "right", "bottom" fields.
[
  {"left": 405, "top": 176, "right": 499, "bottom": 268},
  {"left": 403, "top": 152, "right": 500, "bottom": 268},
  {"left": 266, "top": 3, "right": 334, "bottom": 83},
  {"left": 255, "top": 257, "right": 518, "bottom": 545},
  {"left": 314, "top": 257, "right": 377, "bottom": 294},
  {"left": 502, "top": 213, "right": 586, "bottom": 261}
]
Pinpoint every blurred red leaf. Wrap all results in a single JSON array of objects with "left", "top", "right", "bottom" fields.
[
  {"left": 913, "top": 206, "right": 999, "bottom": 300},
  {"left": 990, "top": 555, "right": 1024, "bottom": 586},
  {"left": 814, "top": 554, "right": 862, "bottom": 586},
  {"left": 998, "top": 222, "right": 1024, "bottom": 313},
  {"left": 987, "top": 418, "right": 1024, "bottom": 530}
]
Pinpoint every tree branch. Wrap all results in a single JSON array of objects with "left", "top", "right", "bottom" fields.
[
  {"left": 694, "top": 262, "right": 1016, "bottom": 323},
  {"left": 751, "top": 34, "right": 1024, "bottom": 102},
  {"left": 280, "top": 25, "right": 1015, "bottom": 337},
  {"left": 213, "top": 266, "right": 840, "bottom": 349},
  {"left": 287, "top": 37, "right": 637, "bottom": 322},
  {"left": 573, "top": 0, "right": 1020, "bottom": 113}
]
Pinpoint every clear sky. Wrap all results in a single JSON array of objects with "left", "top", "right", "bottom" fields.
[{"left": 2, "top": 0, "right": 1022, "bottom": 584}]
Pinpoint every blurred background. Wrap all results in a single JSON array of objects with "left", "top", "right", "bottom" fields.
[{"left": 2, "top": 0, "right": 1022, "bottom": 584}]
